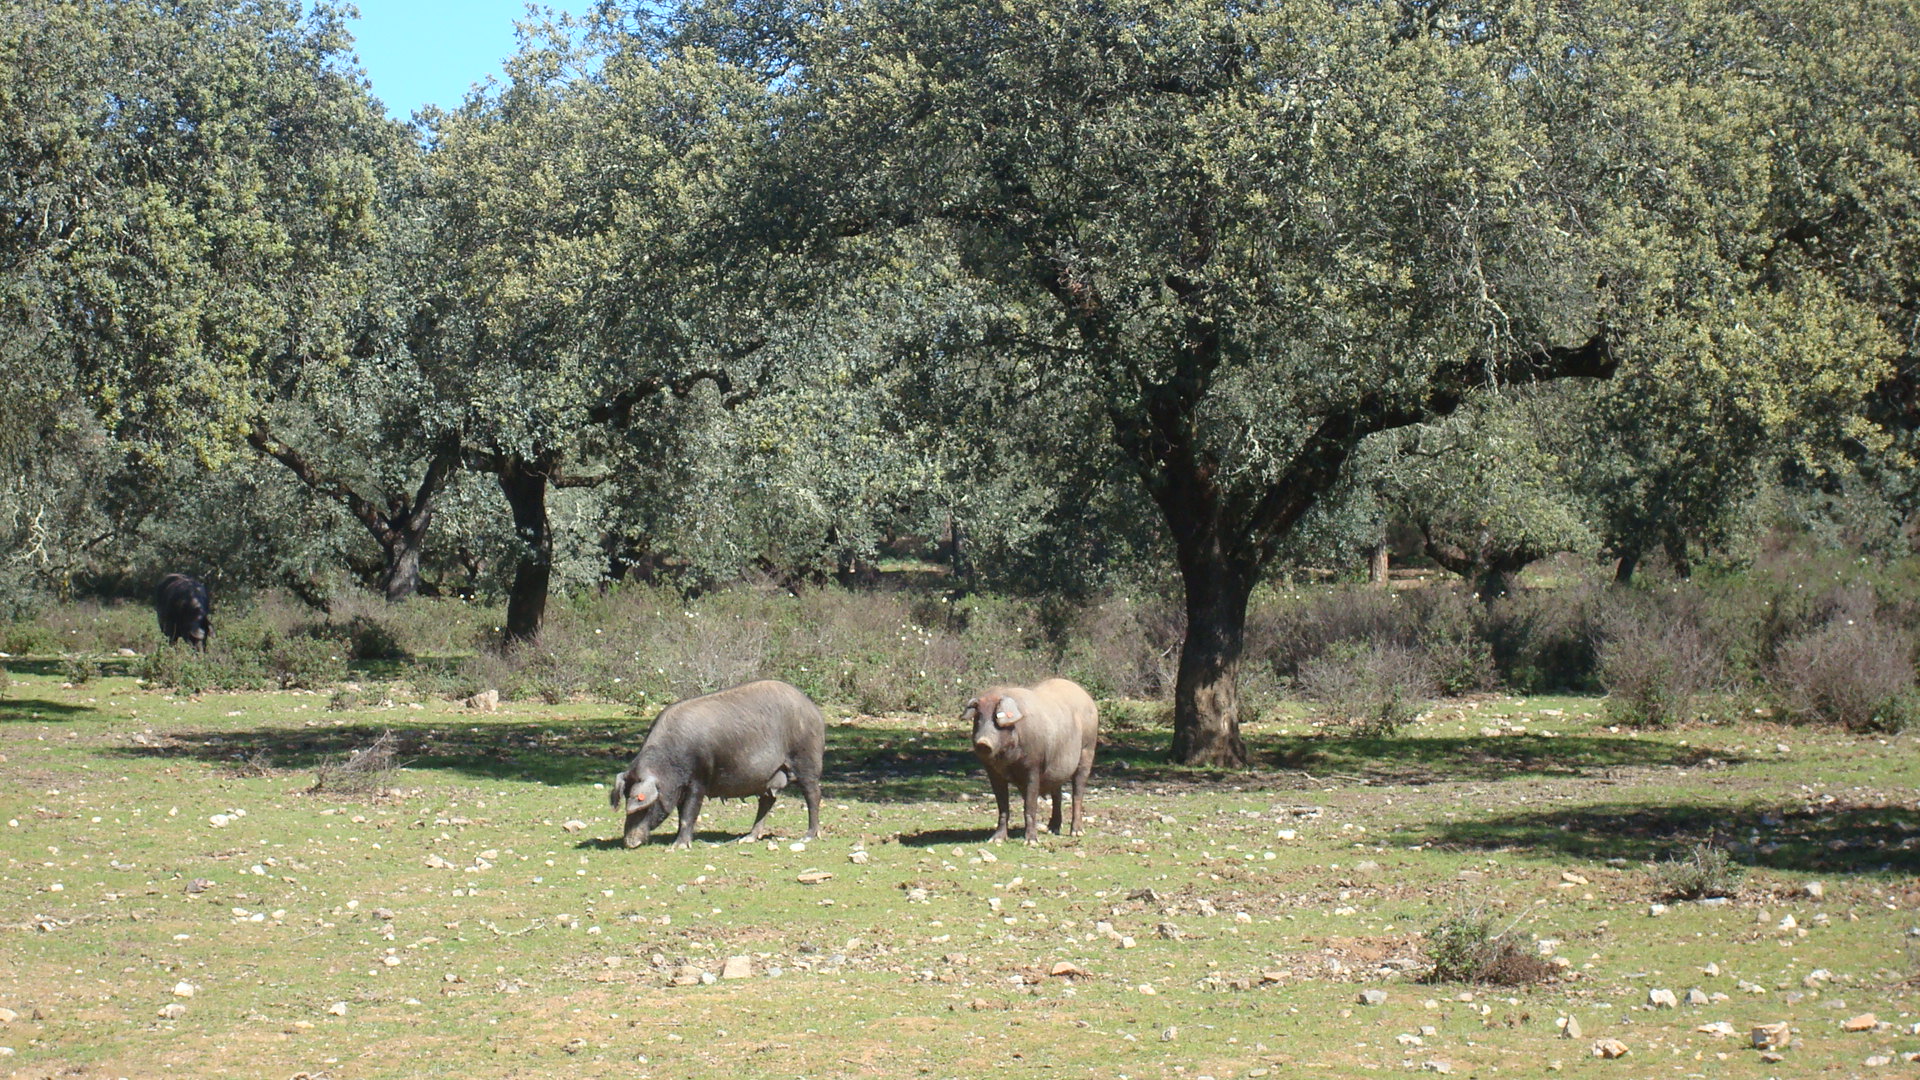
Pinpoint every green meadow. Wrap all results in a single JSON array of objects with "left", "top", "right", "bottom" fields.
[{"left": 3, "top": 669, "right": 1917, "bottom": 1079}]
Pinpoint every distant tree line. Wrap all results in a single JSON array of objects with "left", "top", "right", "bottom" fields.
[{"left": 3, "top": 0, "right": 1916, "bottom": 763}]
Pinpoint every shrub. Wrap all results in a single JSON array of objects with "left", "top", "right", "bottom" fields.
[
  {"left": 309, "top": 730, "right": 402, "bottom": 796},
  {"left": 0, "top": 623, "right": 63, "bottom": 656},
  {"left": 59, "top": 652, "right": 101, "bottom": 685},
  {"left": 270, "top": 636, "right": 347, "bottom": 690},
  {"left": 1296, "top": 642, "right": 1435, "bottom": 736},
  {"left": 339, "top": 614, "right": 407, "bottom": 661},
  {"left": 1768, "top": 616, "right": 1918, "bottom": 732},
  {"left": 1253, "top": 586, "right": 1410, "bottom": 682},
  {"left": 1596, "top": 595, "right": 1722, "bottom": 727},
  {"left": 1051, "top": 592, "right": 1184, "bottom": 701},
  {"left": 1423, "top": 906, "right": 1556, "bottom": 985},
  {"left": 1651, "top": 842, "right": 1743, "bottom": 900},
  {"left": 1404, "top": 586, "right": 1498, "bottom": 694},
  {"left": 1484, "top": 581, "right": 1606, "bottom": 693},
  {"left": 136, "top": 645, "right": 215, "bottom": 695}
]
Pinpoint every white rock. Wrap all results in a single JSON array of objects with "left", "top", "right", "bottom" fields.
[
  {"left": 1695, "top": 1021, "right": 1738, "bottom": 1037},
  {"left": 172, "top": 982, "right": 195, "bottom": 998},
  {"left": 1750, "top": 1022, "right": 1791, "bottom": 1049},
  {"left": 327, "top": 1002, "right": 348, "bottom": 1016},
  {"left": 158, "top": 1003, "right": 187, "bottom": 1020},
  {"left": 1358, "top": 989, "right": 1388, "bottom": 1006},
  {"left": 1648, "top": 989, "right": 1677, "bottom": 1009}
]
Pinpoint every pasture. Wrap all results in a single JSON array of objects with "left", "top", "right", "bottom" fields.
[{"left": 1, "top": 667, "right": 1917, "bottom": 1079}]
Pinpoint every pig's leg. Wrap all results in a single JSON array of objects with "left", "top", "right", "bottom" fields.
[
  {"left": 672, "top": 786, "right": 705, "bottom": 850},
  {"left": 797, "top": 775, "right": 820, "bottom": 841},
  {"left": 988, "top": 772, "right": 1011, "bottom": 843},
  {"left": 1069, "top": 755, "right": 1091, "bottom": 835},
  {"left": 744, "top": 794, "right": 777, "bottom": 841},
  {"left": 1022, "top": 776, "right": 1043, "bottom": 843},
  {"left": 1047, "top": 787, "right": 1064, "bottom": 836}
]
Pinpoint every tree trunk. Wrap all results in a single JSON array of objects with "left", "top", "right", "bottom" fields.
[
  {"left": 1613, "top": 546, "right": 1640, "bottom": 586},
  {"left": 1367, "top": 541, "right": 1390, "bottom": 587},
  {"left": 1662, "top": 531, "right": 1693, "bottom": 579},
  {"left": 1474, "top": 552, "right": 1531, "bottom": 604},
  {"left": 378, "top": 529, "right": 427, "bottom": 602},
  {"left": 496, "top": 456, "right": 553, "bottom": 644},
  {"left": 1169, "top": 551, "right": 1254, "bottom": 767},
  {"left": 947, "top": 512, "right": 970, "bottom": 591}
]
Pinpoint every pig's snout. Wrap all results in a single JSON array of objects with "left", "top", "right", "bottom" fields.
[{"left": 622, "top": 811, "right": 651, "bottom": 848}]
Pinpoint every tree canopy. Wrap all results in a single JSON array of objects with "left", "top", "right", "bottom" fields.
[{"left": 3, "top": 0, "right": 1917, "bottom": 765}]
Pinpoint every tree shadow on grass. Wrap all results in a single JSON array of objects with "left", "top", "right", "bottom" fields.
[
  {"left": 0, "top": 697, "right": 102, "bottom": 722},
  {"left": 101, "top": 715, "right": 997, "bottom": 799},
  {"left": 102, "top": 717, "right": 647, "bottom": 787},
  {"left": 1249, "top": 733, "right": 1723, "bottom": 786},
  {"left": 1419, "top": 800, "right": 1920, "bottom": 876}
]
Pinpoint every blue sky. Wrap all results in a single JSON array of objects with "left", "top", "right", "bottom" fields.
[{"left": 346, "top": 2, "right": 592, "bottom": 121}]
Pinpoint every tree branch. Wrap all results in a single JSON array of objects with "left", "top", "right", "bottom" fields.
[{"left": 246, "top": 418, "right": 382, "bottom": 534}]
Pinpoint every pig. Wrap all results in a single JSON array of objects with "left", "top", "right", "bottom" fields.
[
  {"left": 154, "top": 573, "right": 212, "bottom": 650},
  {"left": 610, "top": 679, "right": 824, "bottom": 849},
  {"left": 962, "top": 677, "right": 1098, "bottom": 842}
]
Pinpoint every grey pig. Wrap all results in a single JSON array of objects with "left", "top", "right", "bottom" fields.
[
  {"left": 610, "top": 679, "right": 824, "bottom": 849},
  {"left": 963, "top": 677, "right": 1098, "bottom": 842}
]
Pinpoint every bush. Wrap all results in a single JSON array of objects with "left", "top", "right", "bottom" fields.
[
  {"left": 1051, "top": 592, "right": 1184, "bottom": 701},
  {"left": 1768, "top": 616, "right": 1918, "bottom": 732},
  {"left": 309, "top": 730, "right": 401, "bottom": 796},
  {"left": 1596, "top": 594, "right": 1723, "bottom": 727},
  {"left": 1484, "top": 581, "right": 1605, "bottom": 693},
  {"left": 1253, "top": 586, "right": 1410, "bottom": 682},
  {"left": 1296, "top": 642, "right": 1435, "bottom": 736},
  {"left": 137, "top": 645, "right": 222, "bottom": 695},
  {"left": 1651, "top": 842, "right": 1743, "bottom": 900},
  {"left": 1403, "top": 586, "right": 1498, "bottom": 694},
  {"left": 58, "top": 653, "right": 100, "bottom": 685},
  {"left": 1423, "top": 906, "right": 1556, "bottom": 985},
  {"left": 269, "top": 636, "right": 347, "bottom": 690},
  {"left": 0, "top": 623, "right": 63, "bottom": 656}
]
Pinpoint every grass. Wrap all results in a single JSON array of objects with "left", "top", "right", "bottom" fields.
[{"left": 3, "top": 670, "right": 1920, "bottom": 1079}]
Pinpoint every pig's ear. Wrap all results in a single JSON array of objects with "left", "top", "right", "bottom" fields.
[
  {"left": 610, "top": 774, "right": 628, "bottom": 809},
  {"left": 960, "top": 698, "right": 979, "bottom": 723},
  {"left": 992, "top": 696, "right": 1023, "bottom": 728}
]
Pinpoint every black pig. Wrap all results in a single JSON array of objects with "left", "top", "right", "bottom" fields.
[
  {"left": 154, "top": 574, "right": 212, "bottom": 650},
  {"left": 610, "top": 679, "right": 825, "bottom": 849}
]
